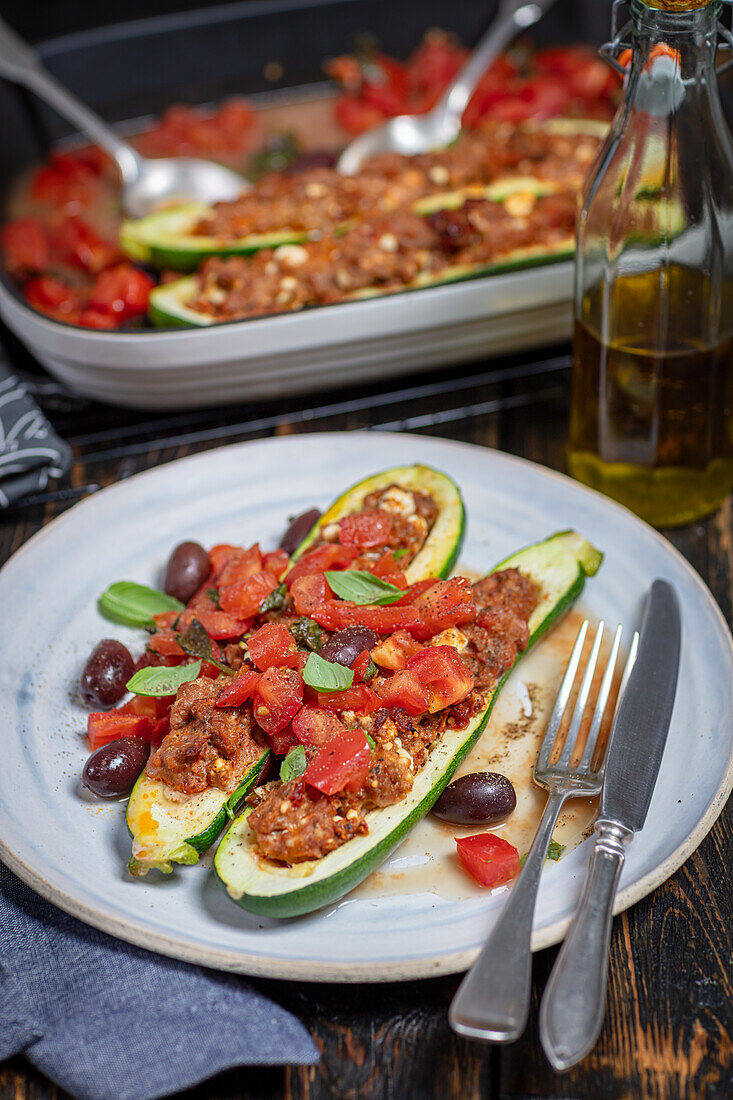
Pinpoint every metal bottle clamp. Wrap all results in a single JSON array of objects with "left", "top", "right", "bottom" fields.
[{"left": 600, "top": 0, "right": 733, "bottom": 76}]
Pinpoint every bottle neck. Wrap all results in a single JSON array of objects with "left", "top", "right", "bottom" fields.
[{"left": 630, "top": 0, "right": 720, "bottom": 76}]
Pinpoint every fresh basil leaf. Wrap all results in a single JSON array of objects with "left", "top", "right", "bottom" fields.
[
  {"left": 365, "top": 732, "right": 376, "bottom": 752},
  {"left": 126, "top": 660, "right": 201, "bottom": 697},
  {"left": 392, "top": 548, "right": 408, "bottom": 559},
  {"left": 362, "top": 657, "right": 378, "bottom": 682},
  {"left": 205, "top": 587, "right": 221, "bottom": 608},
  {"left": 259, "top": 582, "right": 287, "bottom": 614},
  {"left": 100, "top": 581, "right": 184, "bottom": 628},
  {"left": 547, "top": 839, "right": 566, "bottom": 862},
  {"left": 280, "top": 744, "right": 307, "bottom": 783},
  {"left": 324, "top": 570, "right": 404, "bottom": 606},
  {"left": 292, "top": 617, "right": 325, "bottom": 652},
  {"left": 302, "top": 652, "right": 354, "bottom": 692},
  {"left": 177, "top": 619, "right": 233, "bottom": 675}
]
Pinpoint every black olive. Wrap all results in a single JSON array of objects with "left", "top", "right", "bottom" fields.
[
  {"left": 163, "top": 541, "right": 211, "bottom": 603},
  {"left": 319, "top": 625, "right": 379, "bottom": 667},
  {"left": 80, "top": 640, "right": 135, "bottom": 707},
  {"left": 279, "top": 508, "right": 321, "bottom": 555},
  {"left": 82, "top": 738, "right": 150, "bottom": 798},
  {"left": 431, "top": 772, "right": 517, "bottom": 826}
]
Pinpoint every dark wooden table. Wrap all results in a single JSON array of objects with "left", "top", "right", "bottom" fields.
[{"left": 1, "top": 343, "right": 731, "bottom": 1100}]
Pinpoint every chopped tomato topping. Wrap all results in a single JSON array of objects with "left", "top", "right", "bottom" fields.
[
  {"left": 265, "top": 728, "right": 299, "bottom": 756},
  {"left": 290, "top": 573, "right": 332, "bottom": 616},
  {"left": 409, "top": 577, "right": 476, "bottom": 639},
  {"left": 285, "top": 544, "right": 359, "bottom": 588},
  {"left": 24, "top": 276, "right": 83, "bottom": 324},
  {"left": 247, "top": 622, "right": 299, "bottom": 671},
  {"left": 215, "top": 669, "right": 261, "bottom": 707},
  {"left": 455, "top": 833, "right": 520, "bottom": 888},
  {"left": 371, "top": 629, "right": 423, "bottom": 670},
  {"left": 148, "top": 629, "right": 185, "bottom": 658},
  {"left": 350, "top": 650, "right": 373, "bottom": 683},
  {"left": 119, "top": 696, "right": 172, "bottom": 720},
  {"left": 339, "top": 511, "right": 393, "bottom": 548},
  {"left": 87, "top": 711, "right": 153, "bottom": 751},
  {"left": 315, "top": 684, "right": 381, "bottom": 714},
  {"left": 310, "top": 601, "right": 423, "bottom": 634},
  {"left": 407, "top": 646, "right": 475, "bottom": 711},
  {"left": 209, "top": 544, "right": 242, "bottom": 574},
  {"left": 88, "top": 263, "right": 154, "bottom": 321},
  {"left": 376, "top": 669, "right": 431, "bottom": 716},
  {"left": 178, "top": 586, "right": 251, "bottom": 640},
  {"left": 1, "top": 219, "right": 50, "bottom": 277},
  {"left": 50, "top": 217, "right": 121, "bottom": 274},
  {"left": 252, "top": 667, "right": 303, "bottom": 734},
  {"left": 262, "top": 548, "right": 290, "bottom": 578},
  {"left": 30, "top": 155, "right": 99, "bottom": 207},
  {"left": 215, "top": 544, "right": 263, "bottom": 586},
  {"left": 394, "top": 578, "right": 439, "bottom": 606},
  {"left": 219, "top": 570, "right": 278, "bottom": 618},
  {"left": 303, "top": 729, "right": 371, "bottom": 795},
  {"left": 292, "top": 705, "right": 346, "bottom": 747}
]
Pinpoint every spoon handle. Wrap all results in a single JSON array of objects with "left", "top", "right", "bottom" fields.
[
  {"left": 441, "top": 0, "right": 559, "bottom": 124},
  {"left": 0, "top": 15, "right": 140, "bottom": 183}
]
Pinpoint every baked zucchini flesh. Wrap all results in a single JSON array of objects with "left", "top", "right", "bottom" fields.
[
  {"left": 125, "top": 464, "right": 465, "bottom": 875},
  {"left": 214, "top": 530, "right": 602, "bottom": 918}
]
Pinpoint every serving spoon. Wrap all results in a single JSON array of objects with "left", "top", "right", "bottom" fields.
[
  {"left": 337, "top": 0, "right": 558, "bottom": 175},
  {"left": 0, "top": 16, "right": 248, "bottom": 217}
]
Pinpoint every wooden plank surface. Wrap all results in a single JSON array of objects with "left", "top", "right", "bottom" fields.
[{"left": 1, "top": 376, "right": 731, "bottom": 1100}]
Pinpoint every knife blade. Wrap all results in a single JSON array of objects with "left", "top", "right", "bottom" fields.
[
  {"left": 600, "top": 578, "right": 681, "bottom": 830},
  {"left": 539, "top": 577, "right": 681, "bottom": 1071}
]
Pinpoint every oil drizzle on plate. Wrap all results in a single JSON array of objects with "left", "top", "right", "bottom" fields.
[{"left": 351, "top": 604, "right": 616, "bottom": 903}]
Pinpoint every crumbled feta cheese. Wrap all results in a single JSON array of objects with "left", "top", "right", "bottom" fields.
[
  {"left": 429, "top": 627, "right": 468, "bottom": 652},
  {"left": 378, "top": 487, "right": 416, "bottom": 517},
  {"left": 504, "top": 191, "right": 537, "bottom": 219},
  {"left": 378, "top": 233, "right": 398, "bottom": 253},
  {"left": 273, "top": 244, "right": 309, "bottom": 267}
]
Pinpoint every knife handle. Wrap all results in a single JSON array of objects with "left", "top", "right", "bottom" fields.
[{"left": 539, "top": 819, "right": 632, "bottom": 1071}]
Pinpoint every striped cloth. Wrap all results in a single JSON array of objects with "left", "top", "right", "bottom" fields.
[{"left": 0, "top": 352, "right": 71, "bottom": 508}]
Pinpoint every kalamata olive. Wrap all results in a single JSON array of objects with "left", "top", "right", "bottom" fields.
[
  {"left": 319, "top": 625, "right": 379, "bottom": 667},
  {"left": 431, "top": 772, "right": 517, "bottom": 826},
  {"left": 79, "top": 639, "right": 135, "bottom": 707},
  {"left": 163, "top": 540, "right": 210, "bottom": 603},
  {"left": 82, "top": 738, "right": 150, "bottom": 798},
  {"left": 279, "top": 508, "right": 322, "bottom": 555}
]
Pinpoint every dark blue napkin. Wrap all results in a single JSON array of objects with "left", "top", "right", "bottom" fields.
[
  {"left": 0, "top": 863, "right": 318, "bottom": 1100},
  {"left": 0, "top": 351, "right": 72, "bottom": 508}
]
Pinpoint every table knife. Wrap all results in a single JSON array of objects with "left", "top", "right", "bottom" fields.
[{"left": 539, "top": 578, "right": 681, "bottom": 1071}]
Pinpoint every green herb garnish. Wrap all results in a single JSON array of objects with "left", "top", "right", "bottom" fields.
[
  {"left": 99, "top": 581, "right": 184, "bottom": 629},
  {"left": 126, "top": 660, "right": 201, "bottom": 697},
  {"left": 302, "top": 652, "right": 354, "bottom": 692},
  {"left": 365, "top": 732, "right": 376, "bottom": 752},
  {"left": 324, "top": 570, "right": 404, "bottom": 606},
  {"left": 362, "top": 657, "right": 378, "bottom": 681},
  {"left": 205, "top": 587, "right": 221, "bottom": 608},
  {"left": 547, "top": 839, "right": 566, "bottom": 862},
  {"left": 259, "top": 582, "right": 288, "bottom": 614},
  {"left": 292, "top": 617, "right": 325, "bottom": 652},
  {"left": 177, "top": 618, "right": 232, "bottom": 675},
  {"left": 280, "top": 744, "right": 307, "bottom": 783}
]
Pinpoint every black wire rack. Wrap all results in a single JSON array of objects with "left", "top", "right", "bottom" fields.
[{"left": 4, "top": 333, "right": 572, "bottom": 512}]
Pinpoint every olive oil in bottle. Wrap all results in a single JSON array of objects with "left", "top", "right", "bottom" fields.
[{"left": 568, "top": 0, "right": 733, "bottom": 526}]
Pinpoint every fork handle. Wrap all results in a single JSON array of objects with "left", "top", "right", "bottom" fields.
[
  {"left": 449, "top": 786, "right": 570, "bottom": 1042},
  {"left": 539, "top": 818, "right": 632, "bottom": 1071}
]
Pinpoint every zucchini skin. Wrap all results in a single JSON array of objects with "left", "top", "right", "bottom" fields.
[{"left": 214, "top": 531, "right": 600, "bottom": 917}]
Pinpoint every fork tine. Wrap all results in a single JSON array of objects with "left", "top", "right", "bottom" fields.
[
  {"left": 578, "top": 623, "right": 623, "bottom": 774},
  {"left": 618, "top": 630, "right": 640, "bottom": 700},
  {"left": 556, "top": 620, "right": 606, "bottom": 769},
  {"left": 535, "top": 619, "right": 588, "bottom": 774}
]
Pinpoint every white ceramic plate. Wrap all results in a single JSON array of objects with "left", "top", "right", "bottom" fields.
[{"left": 0, "top": 433, "right": 731, "bottom": 982}]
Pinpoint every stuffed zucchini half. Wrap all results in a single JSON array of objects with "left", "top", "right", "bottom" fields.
[
  {"left": 126, "top": 464, "right": 465, "bottom": 875},
  {"left": 214, "top": 530, "right": 602, "bottom": 918}
]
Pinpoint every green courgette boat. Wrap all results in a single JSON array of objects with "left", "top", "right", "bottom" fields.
[
  {"left": 213, "top": 530, "right": 602, "bottom": 918},
  {"left": 126, "top": 463, "right": 465, "bottom": 875}
]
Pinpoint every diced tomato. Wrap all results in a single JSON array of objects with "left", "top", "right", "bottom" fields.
[
  {"left": 265, "top": 728, "right": 299, "bottom": 756},
  {"left": 376, "top": 669, "right": 431, "bottom": 716},
  {"left": 303, "top": 729, "right": 371, "bottom": 795},
  {"left": 77, "top": 308, "right": 118, "bottom": 329},
  {"left": 407, "top": 646, "right": 474, "bottom": 712},
  {"left": 132, "top": 651, "right": 184, "bottom": 673},
  {"left": 335, "top": 95, "right": 385, "bottom": 134},
  {"left": 311, "top": 600, "right": 423, "bottom": 634},
  {"left": 285, "top": 544, "right": 359, "bottom": 588},
  {"left": 409, "top": 32, "right": 467, "bottom": 96},
  {"left": 148, "top": 629, "right": 185, "bottom": 658},
  {"left": 316, "top": 684, "right": 381, "bottom": 714},
  {"left": 1, "top": 219, "right": 50, "bottom": 277},
  {"left": 262, "top": 548, "right": 290, "bottom": 578},
  {"left": 369, "top": 552, "right": 407, "bottom": 582},
  {"left": 215, "top": 98, "right": 257, "bottom": 139},
  {"left": 350, "top": 650, "right": 373, "bottom": 683},
  {"left": 371, "top": 629, "right": 423, "bottom": 670},
  {"left": 252, "top": 667, "right": 303, "bottom": 734},
  {"left": 290, "top": 573, "right": 332, "bottom": 616},
  {"left": 455, "top": 833, "right": 520, "bottom": 888},
  {"left": 292, "top": 705, "right": 346, "bottom": 747},
  {"left": 409, "top": 577, "right": 476, "bottom": 639},
  {"left": 215, "top": 669, "right": 261, "bottom": 707},
  {"left": 152, "top": 611, "right": 179, "bottom": 630},
  {"left": 209, "top": 544, "right": 243, "bottom": 574},
  {"left": 88, "top": 262, "right": 154, "bottom": 321},
  {"left": 393, "top": 578, "right": 439, "bottom": 606},
  {"left": 219, "top": 571, "right": 278, "bottom": 618},
  {"left": 178, "top": 586, "right": 251, "bottom": 640},
  {"left": 30, "top": 155, "right": 98, "bottom": 207},
  {"left": 215, "top": 544, "right": 263, "bottom": 587},
  {"left": 86, "top": 711, "right": 153, "bottom": 751},
  {"left": 49, "top": 216, "right": 121, "bottom": 274},
  {"left": 339, "top": 511, "right": 393, "bottom": 548},
  {"left": 24, "top": 276, "right": 83, "bottom": 323},
  {"left": 199, "top": 660, "right": 223, "bottom": 679},
  {"left": 247, "top": 622, "right": 299, "bottom": 671}
]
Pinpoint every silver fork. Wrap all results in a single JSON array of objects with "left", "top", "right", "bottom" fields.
[{"left": 449, "top": 619, "right": 639, "bottom": 1043}]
